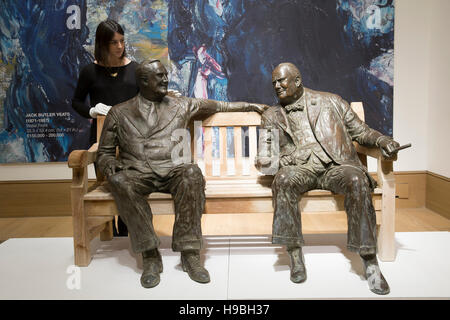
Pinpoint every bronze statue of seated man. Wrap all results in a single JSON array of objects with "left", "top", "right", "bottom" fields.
[
  {"left": 256, "top": 62, "right": 400, "bottom": 295},
  {"left": 97, "top": 59, "right": 266, "bottom": 288}
]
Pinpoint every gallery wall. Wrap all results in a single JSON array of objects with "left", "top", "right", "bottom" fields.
[
  {"left": 390, "top": 0, "right": 430, "bottom": 174},
  {"left": 0, "top": 0, "right": 448, "bottom": 181},
  {"left": 390, "top": 0, "right": 450, "bottom": 178},
  {"left": 426, "top": 0, "right": 450, "bottom": 178}
]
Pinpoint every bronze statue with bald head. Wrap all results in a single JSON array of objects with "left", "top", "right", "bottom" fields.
[{"left": 256, "top": 62, "right": 400, "bottom": 295}]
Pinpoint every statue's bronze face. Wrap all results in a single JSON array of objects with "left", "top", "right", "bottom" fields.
[
  {"left": 140, "top": 61, "right": 168, "bottom": 100},
  {"left": 272, "top": 64, "right": 303, "bottom": 106}
]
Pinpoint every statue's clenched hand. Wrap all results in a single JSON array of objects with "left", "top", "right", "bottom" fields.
[
  {"left": 249, "top": 103, "right": 270, "bottom": 114},
  {"left": 103, "top": 159, "right": 123, "bottom": 178},
  {"left": 377, "top": 136, "right": 400, "bottom": 158}
]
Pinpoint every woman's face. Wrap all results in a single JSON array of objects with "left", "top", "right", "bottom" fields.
[{"left": 108, "top": 32, "right": 125, "bottom": 60}]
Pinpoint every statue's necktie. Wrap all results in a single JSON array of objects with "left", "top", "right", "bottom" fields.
[
  {"left": 285, "top": 102, "right": 304, "bottom": 113},
  {"left": 146, "top": 102, "right": 158, "bottom": 128}
]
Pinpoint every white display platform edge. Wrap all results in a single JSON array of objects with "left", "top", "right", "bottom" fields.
[{"left": 0, "top": 232, "right": 449, "bottom": 300}]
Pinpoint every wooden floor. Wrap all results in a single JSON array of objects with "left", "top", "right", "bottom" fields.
[{"left": 0, "top": 207, "right": 449, "bottom": 243}]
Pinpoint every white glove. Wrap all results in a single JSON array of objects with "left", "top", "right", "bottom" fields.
[{"left": 89, "top": 103, "right": 112, "bottom": 118}]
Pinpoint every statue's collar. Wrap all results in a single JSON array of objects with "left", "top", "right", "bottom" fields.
[
  {"left": 138, "top": 93, "right": 164, "bottom": 107},
  {"left": 284, "top": 94, "right": 306, "bottom": 113}
]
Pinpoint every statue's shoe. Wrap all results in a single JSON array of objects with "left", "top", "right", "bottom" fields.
[
  {"left": 181, "top": 251, "right": 210, "bottom": 284},
  {"left": 288, "top": 247, "right": 307, "bottom": 283},
  {"left": 140, "top": 249, "right": 163, "bottom": 288},
  {"left": 362, "top": 255, "right": 390, "bottom": 295},
  {"left": 140, "top": 269, "right": 160, "bottom": 288},
  {"left": 365, "top": 263, "right": 390, "bottom": 295}
]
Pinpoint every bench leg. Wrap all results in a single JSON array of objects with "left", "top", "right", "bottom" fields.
[
  {"left": 72, "top": 211, "right": 91, "bottom": 266},
  {"left": 100, "top": 219, "right": 114, "bottom": 241},
  {"left": 377, "top": 160, "right": 396, "bottom": 262},
  {"left": 71, "top": 167, "right": 92, "bottom": 267},
  {"left": 74, "top": 240, "right": 91, "bottom": 267}
]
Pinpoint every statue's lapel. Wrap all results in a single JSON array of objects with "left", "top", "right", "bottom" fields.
[
  {"left": 306, "top": 91, "right": 322, "bottom": 131},
  {"left": 120, "top": 95, "right": 180, "bottom": 138},
  {"left": 120, "top": 96, "right": 150, "bottom": 137},
  {"left": 275, "top": 106, "right": 295, "bottom": 141},
  {"left": 148, "top": 96, "right": 180, "bottom": 137}
]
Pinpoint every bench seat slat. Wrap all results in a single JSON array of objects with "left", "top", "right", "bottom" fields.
[{"left": 83, "top": 183, "right": 382, "bottom": 201}]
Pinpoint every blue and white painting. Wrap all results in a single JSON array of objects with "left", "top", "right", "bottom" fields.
[{"left": 0, "top": 0, "right": 394, "bottom": 163}]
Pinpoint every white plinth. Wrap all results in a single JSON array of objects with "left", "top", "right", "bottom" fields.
[{"left": 0, "top": 232, "right": 449, "bottom": 299}]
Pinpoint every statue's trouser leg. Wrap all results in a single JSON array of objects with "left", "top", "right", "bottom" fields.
[
  {"left": 107, "top": 170, "right": 160, "bottom": 253},
  {"left": 321, "top": 165, "right": 377, "bottom": 255},
  {"left": 164, "top": 164, "right": 206, "bottom": 252},
  {"left": 271, "top": 166, "right": 318, "bottom": 247}
]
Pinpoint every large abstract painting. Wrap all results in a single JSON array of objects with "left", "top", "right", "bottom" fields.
[{"left": 0, "top": 0, "right": 394, "bottom": 163}]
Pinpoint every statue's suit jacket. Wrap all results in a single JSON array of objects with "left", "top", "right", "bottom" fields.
[
  {"left": 97, "top": 94, "right": 226, "bottom": 178},
  {"left": 261, "top": 87, "right": 384, "bottom": 187}
]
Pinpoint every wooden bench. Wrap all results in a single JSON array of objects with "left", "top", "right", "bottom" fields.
[{"left": 68, "top": 102, "right": 397, "bottom": 267}]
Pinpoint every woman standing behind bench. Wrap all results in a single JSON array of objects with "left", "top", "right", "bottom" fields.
[{"left": 72, "top": 19, "right": 138, "bottom": 236}]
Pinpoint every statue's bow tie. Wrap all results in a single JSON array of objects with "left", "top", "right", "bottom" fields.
[{"left": 285, "top": 103, "right": 304, "bottom": 113}]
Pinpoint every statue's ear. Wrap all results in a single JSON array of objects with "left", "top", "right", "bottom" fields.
[
  {"left": 295, "top": 76, "right": 302, "bottom": 88},
  {"left": 139, "top": 75, "right": 148, "bottom": 87}
]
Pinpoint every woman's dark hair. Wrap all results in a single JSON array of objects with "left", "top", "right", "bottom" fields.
[{"left": 94, "top": 20, "right": 126, "bottom": 65}]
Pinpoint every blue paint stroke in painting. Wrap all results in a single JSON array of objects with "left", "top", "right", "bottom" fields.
[
  {"left": 0, "top": 0, "right": 170, "bottom": 163},
  {"left": 0, "top": 0, "right": 394, "bottom": 163},
  {"left": 0, "top": 0, "right": 92, "bottom": 162},
  {"left": 168, "top": 0, "right": 394, "bottom": 135}
]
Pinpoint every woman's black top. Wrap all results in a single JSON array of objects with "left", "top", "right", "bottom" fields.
[{"left": 72, "top": 61, "right": 139, "bottom": 145}]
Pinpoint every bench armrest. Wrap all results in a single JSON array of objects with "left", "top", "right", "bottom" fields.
[{"left": 68, "top": 143, "right": 98, "bottom": 169}]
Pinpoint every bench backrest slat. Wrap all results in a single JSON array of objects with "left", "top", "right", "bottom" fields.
[
  {"left": 351, "top": 102, "right": 364, "bottom": 122},
  {"left": 203, "top": 126, "right": 213, "bottom": 176},
  {"left": 202, "top": 112, "right": 261, "bottom": 127},
  {"left": 219, "top": 127, "right": 228, "bottom": 176},
  {"left": 234, "top": 126, "right": 243, "bottom": 176}
]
